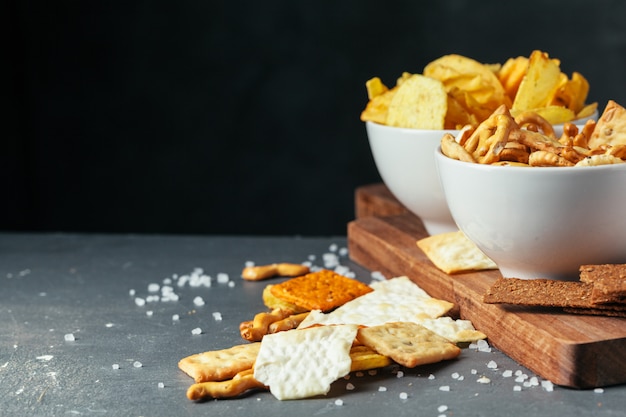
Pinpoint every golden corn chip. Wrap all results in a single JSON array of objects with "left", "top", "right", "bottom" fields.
[
  {"left": 365, "top": 77, "right": 388, "bottom": 100},
  {"left": 386, "top": 74, "right": 447, "bottom": 129}
]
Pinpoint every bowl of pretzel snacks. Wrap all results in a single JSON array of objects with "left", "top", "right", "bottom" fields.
[
  {"left": 361, "top": 50, "right": 597, "bottom": 236},
  {"left": 435, "top": 99, "right": 626, "bottom": 280}
]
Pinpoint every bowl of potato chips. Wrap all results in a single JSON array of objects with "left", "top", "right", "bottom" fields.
[
  {"left": 434, "top": 100, "right": 626, "bottom": 280},
  {"left": 361, "top": 51, "right": 596, "bottom": 236}
]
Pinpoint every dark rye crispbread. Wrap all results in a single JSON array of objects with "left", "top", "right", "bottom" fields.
[
  {"left": 579, "top": 264, "right": 626, "bottom": 304},
  {"left": 482, "top": 277, "right": 626, "bottom": 315}
]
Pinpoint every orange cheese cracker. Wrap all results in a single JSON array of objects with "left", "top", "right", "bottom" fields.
[{"left": 269, "top": 269, "right": 373, "bottom": 312}]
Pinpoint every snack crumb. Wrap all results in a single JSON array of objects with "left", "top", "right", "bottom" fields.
[
  {"left": 476, "top": 376, "right": 491, "bottom": 384},
  {"left": 396, "top": 370, "right": 404, "bottom": 378},
  {"left": 346, "top": 383, "right": 355, "bottom": 391}
]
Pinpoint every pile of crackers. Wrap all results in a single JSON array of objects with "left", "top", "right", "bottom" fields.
[
  {"left": 178, "top": 266, "right": 487, "bottom": 401},
  {"left": 484, "top": 264, "right": 626, "bottom": 317}
]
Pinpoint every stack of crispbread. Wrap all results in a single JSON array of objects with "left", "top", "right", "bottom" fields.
[{"left": 483, "top": 264, "right": 626, "bottom": 317}]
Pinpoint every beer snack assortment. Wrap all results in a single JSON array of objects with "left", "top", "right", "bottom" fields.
[{"left": 178, "top": 267, "right": 487, "bottom": 401}]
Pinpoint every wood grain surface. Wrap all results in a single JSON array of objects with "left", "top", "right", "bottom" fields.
[{"left": 348, "top": 183, "right": 626, "bottom": 388}]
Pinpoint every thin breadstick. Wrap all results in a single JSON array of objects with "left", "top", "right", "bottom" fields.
[
  {"left": 240, "top": 309, "right": 292, "bottom": 342},
  {"left": 186, "top": 369, "right": 266, "bottom": 400},
  {"left": 241, "top": 263, "right": 310, "bottom": 281},
  {"left": 268, "top": 312, "right": 310, "bottom": 334}
]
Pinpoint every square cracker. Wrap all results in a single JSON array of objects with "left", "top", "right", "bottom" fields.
[
  {"left": 357, "top": 322, "right": 461, "bottom": 368},
  {"left": 269, "top": 269, "right": 373, "bottom": 312},
  {"left": 178, "top": 342, "right": 260, "bottom": 383},
  {"left": 417, "top": 231, "right": 497, "bottom": 274}
]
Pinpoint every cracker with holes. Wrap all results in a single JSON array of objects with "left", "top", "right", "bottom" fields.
[
  {"left": 417, "top": 231, "right": 497, "bottom": 274},
  {"left": 357, "top": 322, "right": 461, "bottom": 368},
  {"left": 269, "top": 269, "right": 373, "bottom": 312},
  {"left": 253, "top": 324, "right": 359, "bottom": 400},
  {"left": 178, "top": 342, "right": 261, "bottom": 383}
]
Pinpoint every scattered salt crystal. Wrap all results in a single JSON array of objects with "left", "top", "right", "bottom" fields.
[
  {"left": 39, "top": 292, "right": 47, "bottom": 296},
  {"left": 541, "top": 380, "right": 554, "bottom": 392},
  {"left": 146, "top": 295, "right": 159, "bottom": 302},
  {"left": 457, "top": 375, "right": 465, "bottom": 381},
  {"left": 134, "top": 297, "right": 146, "bottom": 307},
  {"left": 162, "top": 278, "right": 172, "bottom": 285},
  {"left": 396, "top": 370, "right": 404, "bottom": 378},
  {"left": 515, "top": 374, "right": 528, "bottom": 383},
  {"left": 212, "top": 312, "right": 223, "bottom": 321},
  {"left": 334, "top": 265, "right": 350, "bottom": 276},
  {"left": 476, "top": 339, "right": 492, "bottom": 352},
  {"left": 133, "top": 361, "right": 142, "bottom": 368},
  {"left": 346, "top": 383, "right": 355, "bottom": 391},
  {"left": 172, "top": 314, "right": 180, "bottom": 321},
  {"left": 193, "top": 296, "right": 205, "bottom": 307},
  {"left": 513, "top": 385, "right": 522, "bottom": 392},
  {"left": 129, "top": 289, "right": 136, "bottom": 296},
  {"left": 487, "top": 360, "right": 498, "bottom": 369},
  {"left": 146, "top": 311, "right": 153, "bottom": 317},
  {"left": 37, "top": 355, "right": 54, "bottom": 361},
  {"left": 329, "top": 243, "right": 338, "bottom": 252},
  {"left": 147, "top": 283, "right": 160, "bottom": 292},
  {"left": 334, "top": 399, "right": 344, "bottom": 406},
  {"left": 308, "top": 254, "right": 316, "bottom": 261},
  {"left": 191, "top": 327, "right": 202, "bottom": 335},
  {"left": 502, "top": 370, "right": 513, "bottom": 377},
  {"left": 476, "top": 376, "right": 491, "bottom": 384},
  {"left": 64, "top": 333, "right": 75, "bottom": 342},
  {"left": 338, "top": 247, "right": 349, "bottom": 256},
  {"left": 594, "top": 388, "right": 604, "bottom": 393},
  {"left": 471, "top": 369, "right": 477, "bottom": 374},
  {"left": 529, "top": 376, "right": 539, "bottom": 386},
  {"left": 245, "top": 260, "right": 255, "bottom": 267},
  {"left": 439, "top": 386, "right": 450, "bottom": 391},
  {"left": 323, "top": 253, "right": 339, "bottom": 268},
  {"left": 216, "top": 273, "right": 229, "bottom": 284},
  {"left": 105, "top": 323, "right": 114, "bottom": 328},
  {"left": 378, "top": 386, "right": 387, "bottom": 392},
  {"left": 371, "top": 271, "right": 386, "bottom": 281},
  {"left": 438, "top": 405, "right": 449, "bottom": 413},
  {"left": 112, "top": 364, "right": 120, "bottom": 370},
  {"left": 228, "top": 281, "right": 235, "bottom": 288},
  {"left": 428, "top": 374, "right": 436, "bottom": 380},
  {"left": 399, "top": 392, "right": 409, "bottom": 400},
  {"left": 451, "top": 372, "right": 460, "bottom": 379},
  {"left": 157, "top": 382, "right": 165, "bottom": 389}
]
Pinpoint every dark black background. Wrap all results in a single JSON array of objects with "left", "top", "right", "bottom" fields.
[{"left": 4, "top": 0, "right": 626, "bottom": 236}]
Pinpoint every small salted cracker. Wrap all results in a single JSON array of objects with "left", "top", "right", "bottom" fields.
[
  {"left": 298, "top": 276, "right": 454, "bottom": 329},
  {"left": 269, "top": 269, "right": 373, "bottom": 312},
  {"left": 416, "top": 317, "right": 486, "bottom": 344},
  {"left": 588, "top": 100, "right": 626, "bottom": 148},
  {"left": 178, "top": 342, "right": 261, "bottom": 383},
  {"left": 357, "top": 322, "right": 461, "bottom": 368},
  {"left": 253, "top": 324, "right": 359, "bottom": 400},
  {"left": 417, "top": 231, "right": 497, "bottom": 274}
]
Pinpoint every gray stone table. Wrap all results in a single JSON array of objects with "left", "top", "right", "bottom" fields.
[{"left": 1, "top": 233, "right": 624, "bottom": 416}]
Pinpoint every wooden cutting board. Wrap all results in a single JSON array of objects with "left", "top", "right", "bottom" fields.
[{"left": 348, "top": 183, "right": 626, "bottom": 389}]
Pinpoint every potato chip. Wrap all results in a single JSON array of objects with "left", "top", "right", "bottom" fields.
[
  {"left": 512, "top": 50, "right": 562, "bottom": 111},
  {"left": 417, "top": 231, "right": 497, "bottom": 274},
  {"left": 511, "top": 105, "right": 576, "bottom": 125},
  {"left": 497, "top": 56, "right": 529, "bottom": 102},
  {"left": 386, "top": 73, "right": 447, "bottom": 129}
]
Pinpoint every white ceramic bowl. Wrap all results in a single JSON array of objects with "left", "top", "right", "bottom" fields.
[
  {"left": 434, "top": 147, "right": 626, "bottom": 280},
  {"left": 365, "top": 121, "right": 458, "bottom": 235}
]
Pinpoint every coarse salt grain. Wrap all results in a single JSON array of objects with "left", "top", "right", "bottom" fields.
[
  {"left": 513, "top": 385, "right": 522, "bottom": 392},
  {"left": 487, "top": 360, "right": 498, "bottom": 369},
  {"left": 134, "top": 297, "right": 145, "bottom": 306},
  {"left": 112, "top": 364, "right": 120, "bottom": 370},
  {"left": 428, "top": 374, "right": 436, "bottom": 380},
  {"left": 64, "top": 333, "right": 75, "bottom": 342},
  {"left": 212, "top": 312, "right": 223, "bottom": 321},
  {"left": 396, "top": 370, "right": 404, "bottom": 378},
  {"left": 334, "top": 399, "right": 344, "bottom": 406},
  {"left": 399, "top": 392, "right": 408, "bottom": 400},
  {"left": 541, "top": 380, "right": 554, "bottom": 392},
  {"left": 594, "top": 387, "right": 604, "bottom": 393},
  {"left": 146, "top": 311, "right": 153, "bottom": 317},
  {"left": 378, "top": 386, "right": 387, "bottom": 392},
  {"left": 193, "top": 296, "right": 205, "bottom": 307},
  {"left": 129, "top": 289, "right": 136, "bottom": 296},
  {"left": 191, "top": 327, "right": 202, "bottom": 335},
  {"left": 346, "top": 383, "right": 355, "bottom": 391},
  {"left": 217, "top": 273, "right": 229, "bottom": 284},
  {"left": 439, "top": 386, "right": 450, "bottom": 392},
  {"left": 157, "top": 382, "right": 165, "bottom": 389},
  {"left": 172, "top": 314, "right": 180, "bottom": 321},
  {"left": 147, "top": 283, "right": 160, "bottom": 292},
  {"left": 133, "top": 361, "right": 142, "bottom": 368},
  {"left": 502, "top": 370, "right": 513, "bottom": 377},
  {"left": 105, "top": 323, "right": 114, "bottom": 328},
  {"left": 477, "top": 376, "right": 491, "bottom": 384},
  {"left": 339, "top": 247, "right": 349, "bottom": 256},
  {"left": 438, "top": 405, "right": 449, "bottom": 413},
  {"left": 451, "top": 372, "right": 460, "bottom": 379}
]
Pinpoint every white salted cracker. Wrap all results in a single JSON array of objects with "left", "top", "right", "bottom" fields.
[
  {"left": 298, "top": 276, "right": 454, "bottom": 329},
  {"left": 253, "top": 324, "right": 358, "bottom": 400}
]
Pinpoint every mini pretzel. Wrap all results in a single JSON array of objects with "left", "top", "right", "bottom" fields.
[
  {"left": 240, "top": 308, "right": 293, "bottom": 342},
  {"left": 463, "top": 112, "right": 515, "bottom": 164},
  {"left": 498, "top": 141, "right": 530, "bottom": 164},
  {"left": 441, "top": 133, "right": 476, "bottom": 163},
  {"left": 514, "top": 111, "right": 556, "bottom": 138},
  {"left": 268, "top": 312, "right": 310, "bottom": 334},
  {"left": 528, "top": 150, "right": 574, "bottom": 167},
  {"left": 241, "top": 263, "right": 310, "bottom": 281}
]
